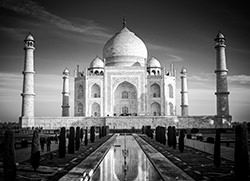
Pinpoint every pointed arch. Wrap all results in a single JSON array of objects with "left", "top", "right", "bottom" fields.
[
  {"left": 78, "top": 85, "right": 83, "bottom": 99},
  {"left": 91, "top": 83, "right": 100, "bottom": 98},
  {"left": 122, "top": 106, "right": 129, "bottom": 114},
  {"left": 168, "top": 84, "right": 174, "bottom": 98},
  {"left": 122, "top": 91, "right": 128, "bottom": 99},
  {"left": 114, "top": 81, "right": 137, "bottom": 116},
  {"left": 169, "top": 102, "right": 174, "bottom": 115},
  {"left": 150, "top": 83, "right": 160, "bottom": 98},
  {"left": 94, "top": 70, "right": 99, "bottom": 75},
  {"left": 78, "top": 103, "right": 83, "bottom": 116},
  {"left": 91, "top": 102, "right": 100, "bottom": 116},
  {"left": 150, "top": 102, "right": 161, "bottom": 116}
]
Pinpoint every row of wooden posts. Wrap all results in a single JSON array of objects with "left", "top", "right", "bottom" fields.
[
  {"left": 2, "top": 125, "right": 109, "bottom": 181},
  {"left": 142, "top": 124, "right": 249, "bottom": 180}
]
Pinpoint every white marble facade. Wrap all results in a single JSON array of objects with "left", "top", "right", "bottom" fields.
[
  {"left": 20, "top": 28, "right": 231, "bottom": 129},
  {"left": 74, "top": 24, "right": 176, "bottom": 118}
]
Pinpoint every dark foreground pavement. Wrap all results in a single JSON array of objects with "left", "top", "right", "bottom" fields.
[
  {"left": 0, "top": 134, "right": 114, "bottom": 181},
  {"left": 139, "top": 134, "right": 250, "bottom": 181},
  {"left": 134, "top": 134, "right": 194, "bottom": 181}
]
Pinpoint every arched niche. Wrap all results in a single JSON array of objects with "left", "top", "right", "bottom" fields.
[
  {"left": 169, "top": 102, "right": 174, "bottom": 115},
  {"left": 78, "top": 103, "right": 83, "bottom": 116},
  {"left": 150, "top": 83, "right": 160, "bottom": 98},
  {"left": 168, "top": 84, "right": 173, "bottom": 98},
  {"left": 91, "top": 83, "right": 101, "bottom": 98},
  {"left": 91, "top": 102, "right": 100, "bottom": 116},
  {"left": 150, "top": 102, "right": 161, "bottom": 116},
  {"left": 77, "top": 85, "right": 83, "bottom": 99},
  {"left": 114, "top": 81, "right": 137, "bottom": 116}
]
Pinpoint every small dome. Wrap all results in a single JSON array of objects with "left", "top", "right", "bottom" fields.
[
  {"left": 133, "top": 62, "right": 141, "bottom": 66},
  {"left": 147, "top": 57, "right": 161, "bottom": 68},
  {"left": 215, "top": 32, "right": 225, "bottom": 39},
  {"left": 90, "top": 57, "right": 104, "bottom": 68},
  {"left": 181, "top": 67, "right": 187, "bottom": 74},
  {"left": 63, "top": 68, "right": 70, "bottom": 75},
  {"left": 103, "top": 27, "right": 147, "bottom": 66},
  {"left": 25, "top": 33, "right": 34, "bottom": 41}
]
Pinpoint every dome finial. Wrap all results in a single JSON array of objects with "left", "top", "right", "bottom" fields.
[{"left": 123, "top": 17, "right": 126, "bottom": 28}]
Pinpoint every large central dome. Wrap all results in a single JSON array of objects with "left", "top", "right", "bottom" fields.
[{"left": 103, "top": 26, "right": 148, "bottom": 67}]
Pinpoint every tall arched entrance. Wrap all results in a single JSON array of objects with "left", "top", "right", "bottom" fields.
[
  {"left": 150, "top": 102, "right": 161, "bottom": 116},
  {"left": 114, "top": 81, "right": 137, "bottom": 116}
]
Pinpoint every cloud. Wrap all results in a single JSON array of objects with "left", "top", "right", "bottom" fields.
[
  {"left": 189, "top": 73, "right": 250, "bottom": 85},
  {"left": 0, "top": 72, "right": 22, "bottom": 91},
  {"left": 228, "top": 75, "right": 250, "bottom": 84},
  {"left": 147, "top": 43, "right": 184, "bottom": 62},
  {"left": 0, "top": 71, "right": 73, "bottom": 100},
  {"left": 0, "top": 0, "right": 111, "bottom": 38},
  {"left": 0, "top": 26, "right": 28, "bottom": 39},
  {"left": 189, "top": 73, "right": 215, "bottom": 82}
]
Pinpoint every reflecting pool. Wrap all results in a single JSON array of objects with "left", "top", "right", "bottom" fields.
[{"left": 91, "top": 134, "right": 162, "bottom": 181}]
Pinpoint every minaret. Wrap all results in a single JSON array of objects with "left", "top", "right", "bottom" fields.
[
  {"left": 180, "top": 68, "right": 188, "bottom": 116},
  {"left": 21, "top": 33, "right": 35, "bottom": 118},
  {"left": 62, "top": 68, "right": 70, "bottom": 116},
  {"left": 214, "top": 32, "right": 231, "bottom": 127}
]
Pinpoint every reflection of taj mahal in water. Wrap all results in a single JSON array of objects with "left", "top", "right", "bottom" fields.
[{"left": 19, "top": 20, "right": 231, "bottom": 129}]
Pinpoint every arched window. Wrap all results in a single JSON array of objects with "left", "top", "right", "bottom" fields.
[
  {"left": 78, "top": 85, "right": 83, "bottom": 99},
  {"left": 122, "top": 106, "right": 128, "bottom": 114},
  {"left": 94, "top": 70, "right": 99, "bottom": 75},
  {"left": 169, "top": 102, "right": 174, "bottom": 115},
  {"left": 78, "top": 103, "right": 83, "bottom": 116},
  {"left": 150, "top": 83, "right": 160, "bottom": 98},
  {"left": 114, "top": 81, "right": 137, "bottom": 116},
  {"left": 150, "top": 102, "right": 161, "bottom": 116},
  {"left": 152, "top": 70, "right": 156, "bottom": 75},
  {"left": 122, "top": 91, "right": 128, "bottom": 99},
  {"left": 91, "top": 84, "right": 100, "bottom": 98},
  {"left": 91, "top": 102, "right": 100, "bottom": 117},
  {"left": 168, "top": 84, "right": 173, "bottom": 98}
]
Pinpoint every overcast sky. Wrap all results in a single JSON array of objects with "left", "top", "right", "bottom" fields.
[{"left": 0, "top": 0, "right": 250, "bottom": 123}]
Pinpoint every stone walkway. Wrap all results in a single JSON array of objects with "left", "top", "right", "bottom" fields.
[
  {"left": 139, "top": 134, "right": 250, "bottom": 181},
  {"left": 0, "top": 135, "right": 113, "bottom": 181},
  {"left": 15, "top": 141, "right": 59, "bottom": 163},
  {"left": 134, "top": 134, "right": 194, "bottom": 181},
  {"left": 59, "top": 134, "right": 117, "bottom": 181}
]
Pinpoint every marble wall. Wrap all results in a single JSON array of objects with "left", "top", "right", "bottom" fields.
[{"left": 20, "top": 115, "right": 231, "bottom": 129}]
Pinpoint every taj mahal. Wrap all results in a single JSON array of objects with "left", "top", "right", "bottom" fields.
[
  {"left": 19, "top": 20, "right": 231, "bottom": 129},
  {"left": 74, "top": 21, "right": 176, "bottom": 118}
]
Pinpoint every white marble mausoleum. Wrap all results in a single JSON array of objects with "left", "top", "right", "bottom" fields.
[
  {"left": 19, "top": 20, "right": 232, "bottom": 129},
  {"left": 74, "top": 23, "right": 176, "bottom": 118}
]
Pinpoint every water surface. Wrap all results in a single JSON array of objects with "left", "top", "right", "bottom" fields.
[{"left": 91, "top": 134, "right": 162, "bottom": 181}]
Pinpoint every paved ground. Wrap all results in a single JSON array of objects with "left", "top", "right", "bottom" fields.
[
  {"left": 15, "top": 141, "right": 60, "bottom": 163},
  {"left": 0, "top": 135, "right": 113, "bottom": 181},
  {"left": 2, "top": 133, "right": 249, "bottom": 181},
  {"left": 134, "top": 134, "right": 194, "bottom": 181},
  {"left": 139, "top": 134, "right": 250, "bottom": 181},
  {"left": 59, "top": 134, "right": 117, "bottom": 181}
]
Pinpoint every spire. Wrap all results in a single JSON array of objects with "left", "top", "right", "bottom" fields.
[
  {"left": 25, "top": 32, "right": 35, "bottom": 41},
  {"left": 63, "top": 67, "right": 70, "bottom": 76},
  {"left": 215, "top": 30, "right": 225, "bottom": 41},
  {"left": 123, "top": 17, "right": 126, "bottom": 28}
]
